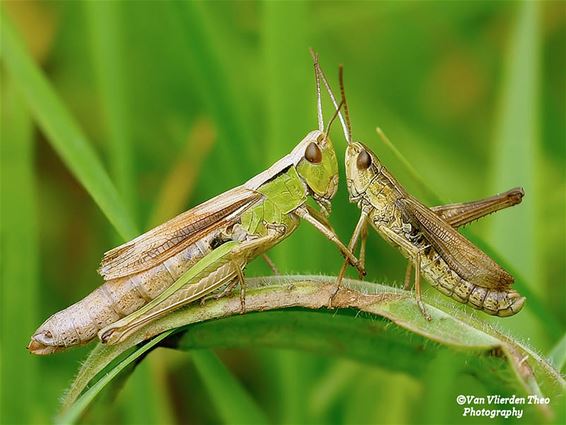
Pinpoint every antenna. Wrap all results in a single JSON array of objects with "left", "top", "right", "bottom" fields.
[
  {"left": 338, "top": 65, "right": 353, "bottom": 144},
  {"left": 313, "top": 58, "right": 351, "bottom": 144},
  {"left": 325, "top": 99, "right": 345, "bottom": 138},
  {"left": 309, "top": 48, "right": 324, "bottom": 132}
]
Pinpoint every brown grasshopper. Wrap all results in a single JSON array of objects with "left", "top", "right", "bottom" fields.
[{"left": 316, "top": 64, "right": 525, "bottom": 319}]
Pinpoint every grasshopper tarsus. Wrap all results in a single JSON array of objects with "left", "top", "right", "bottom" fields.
[
  {"left": 403, "top": 263, "right": 413, "bottom": 291},
  {"left": 417, "top": 300, "right": 432, "bottom": 321},
  {"left": 329, "top": 259, "right": 348, "bottom": 308},
  {"left": 234, "top": 260, "right": 247, "bottom": 314},
  {"left": 413, "top": 250, "right": 431, "bottom": 321},
  {"left": 327, "top": 283, "right": 341, "bottom": 308}
]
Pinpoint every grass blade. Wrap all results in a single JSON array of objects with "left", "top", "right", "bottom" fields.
[
  {"left": 419, "top": 349, "right": 461, "bottom": 424},
  {"left": 0, "top": 12, "right": 137, "bottom": 240},
  {"left": 548, "top": 333, "right": 566, "bottom": 371},
  {"left": 56, "top": 331, "right": 174, "bottom": 425},
  {"left": 488, "top": 1, "right": 539, "bottom": 287},
  {"left": 309, "top": 361, "right": 362, "bottom": 420},
  {"left": 0, "top": 78, "right": 39, "bottom": 425},
  {"left": 487, "top": 1, "right": 545, "bottom": 347},
  {"left": 376, "top": 127, "right": 442, "bottom": 205},
  {"left": 171, "top": 0, "right": 256, "bottom": 176},
  {"left": 148, "top": 118, "right": 216, "bottom": 227},
  {"left": 191, "top": 350, "right": 269, "bottom": 425},
  {"left": 85, "top": 0, "right": 136, "bottom": 219}
]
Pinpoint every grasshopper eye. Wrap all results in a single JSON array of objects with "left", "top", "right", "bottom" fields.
[
  {"left": 356, "top": 149, "right": 372, "bottom": 170},
  {"left": 305, "top": 142, "right": 322, "bottom": 163}
]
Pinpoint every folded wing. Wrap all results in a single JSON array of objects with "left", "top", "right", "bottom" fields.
[
  {"left": 98, "top": 186, "right": 262, "bottom": 280},
  {"left": 398, "top": 197, "right": 514, "bottom": 290}
]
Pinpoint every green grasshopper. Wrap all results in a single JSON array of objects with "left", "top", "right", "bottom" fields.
[
  {"left": 28, "top": 54, "right": 363, "bottom": 354},
  {"left": 317, "top": 65, "right": 525, "bottom": 319}
]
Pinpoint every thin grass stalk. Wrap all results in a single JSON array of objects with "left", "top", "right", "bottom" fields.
[
  {"left": 488, "top": 1, "right": 544, "bottom": 347},
  {"left": 0, "top": 80, "right": 39, "bottom": 424},
  {"left": 0, "top": 14, "right": 137, "bottom": 240}
]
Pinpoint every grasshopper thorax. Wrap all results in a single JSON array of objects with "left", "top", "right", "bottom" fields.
[{"left": 296, "top": 130, "right": 339, "bottom": 214}]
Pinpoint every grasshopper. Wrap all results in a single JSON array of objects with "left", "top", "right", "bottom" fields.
[
  {"left": 318, "top": 65, "right": 525, "bottom": 319},
  {"left": 28, "top": 54, "right": 363, "bottom": 354}
]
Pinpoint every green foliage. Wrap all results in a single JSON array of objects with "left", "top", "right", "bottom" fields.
[
  {"left": 190, "top": 350, "right": 269, "bottom": 425},
  {"left": 1, "top": 1, "right": 564, "bottom": 424},
  {"left": 0, "top": 12, "right": 137, "bottom": 241},
  {"left": 1, "top": 77, "right": 39, "bottom": 425}
]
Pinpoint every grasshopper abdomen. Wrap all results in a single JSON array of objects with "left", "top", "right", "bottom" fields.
[{"left": 420, "top": 250, "right": 525, "bottom": 316}]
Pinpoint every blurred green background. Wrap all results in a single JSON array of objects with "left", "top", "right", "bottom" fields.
[{"left": 1, "top": 1, "right": 564, "bottom": 424}]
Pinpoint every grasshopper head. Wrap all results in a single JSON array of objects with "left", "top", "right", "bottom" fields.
[
  {"left": 345, "top": 141, "right": 383, "bottom": 200},
  {"left": 295, "top": 130, "right": 339, "bottom": 214}
]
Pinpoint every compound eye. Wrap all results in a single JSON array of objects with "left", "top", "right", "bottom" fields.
[
  {"left": 356, "top": 149, "right": 372, "bottom": 170},
  {"left": 305, "top": 142, "right": 322, "bottom": 163}
]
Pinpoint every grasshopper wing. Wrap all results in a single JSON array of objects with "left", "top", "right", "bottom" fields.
[
  {"left": 398, "top": 197, "right": 514, "bottom": 290},
  {"left": 98, "top": 186, "right": 262, "bottom": 280}
]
